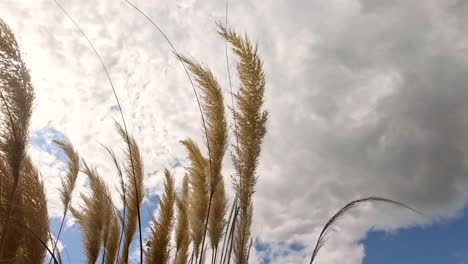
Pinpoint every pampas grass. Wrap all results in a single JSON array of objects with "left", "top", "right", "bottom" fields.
[
  {"left": 0, "top": 4, "right": 420, "bottom": 263},
  {"left": 181, "top": 139, "right": 209, "bottom": 260},
  {"left": 0, "top": 17, "right": 50, "bottom": 263},
  {"left": 49, "top": 138, "right": 80, "bottom": 262},
  {"left": 70, "top": 161, "right": 109, "bottom": 263},
  {"left": 218, "top": 23, "right": 268, "bottom": 264},
  {"left": 116, "top": 122, "right": 145, "bottom": 264},
  {"left": 147, "top": 169, "right": 175, "bottom": 264}
]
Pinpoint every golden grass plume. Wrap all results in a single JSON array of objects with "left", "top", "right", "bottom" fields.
[
  {"left": 218, "top": 23, "right": 268, "bottom": 264},
  {"left": 0, "top": 18, "right": 49, "bottom": 262},
  {"left": 116, "top": 122, "right": 144, "bottom": 264},
  {"left": 147, "top": 169, "right": 175, "bottom": 264}
]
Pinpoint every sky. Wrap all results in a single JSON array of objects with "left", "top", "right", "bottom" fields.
[{"left": 1, "top": 0, "right": 468, "bottom": 263}]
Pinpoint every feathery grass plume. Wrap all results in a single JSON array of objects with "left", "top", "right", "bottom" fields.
[
  {"left": 70, "top": 161, "right": 108, "bottom": 264},
  {"left": 116, "top": 122, "right": 144, "bottom": 264},
  {"left": 218, "top": 23, "right": 268, "bottom": 264},
  {"left": 100, "top": 143, "right": 126, "bottom": 262},
  {"left": 147, "top": 169, "right": 175, "bottom": 264},
  {"left": 49, "top": 139, "right": 79, "bottom": 262},
  {"left": 175, "top": 174, "right": 191, "bottom": 264},
  {"left": 0, "top": 18, "right": 50, "bottom": 262},
  {"left": 15, "top": 157, "right": 49, "bottom": 262},
  {"left": 181, "top": 139, "right": 209, "bottom": 259},
  {"left": 309, "top": 197, "right": 420, "bottom": 264},
  {"left": 53, "top": 1, "right": 145, "bottom": 260},
  {"left": 55, "top": 139, "right": 80, "bottom": 214},
  {"left": 176, "top": 54, "right": 229, "bottom": 260},
  {"left": 0, "top": 153, "right": 22, "bottom": 262},
  {"left": 176, "top": 54, "right": 228, "bottom": 192},
  {"left": 0, "top": 17, "right": 36, "bottom": 255}
]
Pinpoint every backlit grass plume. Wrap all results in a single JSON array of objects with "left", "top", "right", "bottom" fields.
[
  {"left": 55, "top": 139, "right": 80, "bottom": 214},
  {"left": 116, "top": 122, "right": 144, "bottom": 264},
  {"left": 175, "top": 174, "right": 191, "bottom": 264},
  {"left": 218, "top": 23, "right": 268, "bottom": 264},
  {"left": 49, "top": 138, "right": 80, "bottom": 262},
  {"left": 70, "top": 161, "right": 108, "bottom": 263},
  {"left": 13, "top": 157, "right": 49, "bottom": 262},
  {"left": 0, "top": 18, "right": 50, "bottom": 262},
  {"left": 181, "top": 139, "right": 209, "bottom": 260},
  {"left": 70, "top": 160, "right": 121, "bottom": 264},
  {"left": 308, "top": 197, "right": 420, "bottom": 264},
  {"left": 147, "top": 169, "right": 175, "bottom": 264},
  {"left": 0, "top": 10, "right": 426, "bottom": 264}
]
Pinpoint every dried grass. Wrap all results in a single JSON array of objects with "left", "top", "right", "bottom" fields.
[{"left": 0, "top": 7, "right": 421, "bottom": 264}]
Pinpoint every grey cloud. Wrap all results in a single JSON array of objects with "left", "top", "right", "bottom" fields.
[{"left": 2, "top": 0, "right": 468, "bottom": 263}]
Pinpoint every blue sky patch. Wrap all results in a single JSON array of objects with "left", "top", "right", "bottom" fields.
[
  {"left": 30, "top": 127, "right": 67, "bottom": 161},
  {"left": 362, "top": 207, "right": 468, "bottom": 264}
]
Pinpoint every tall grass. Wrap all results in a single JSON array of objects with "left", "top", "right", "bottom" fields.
[{"left": 0, "top": 2, "right": 418, "bottom": 263}]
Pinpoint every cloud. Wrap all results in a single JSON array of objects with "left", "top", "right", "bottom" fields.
[{"left": 2, "top": 0, "right": 468, "bottom": 263}]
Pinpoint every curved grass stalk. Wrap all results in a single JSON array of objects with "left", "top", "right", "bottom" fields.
[
  {"left": 52, "top": 1, "right": 144, "bottom": 262},
  {"left": 309, "top": 197, "right": 421, "bottom": 264}
]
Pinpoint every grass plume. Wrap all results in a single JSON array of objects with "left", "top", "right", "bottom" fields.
[
  {"left": 181, "top": 139, "right": 209, "bottom": 259},
  {"left": 116, "top": 122, "right": 144, "bottom": 264},
  {"left": 0, "top": 18, "right": 50, "bottom": 262},
  {"left": 53, "top": 1, "right": 146, "bottom": 261},
  {"left": 49, "top": 138, "right": 80, "bottom": 262},
  {"left": 0, "top": 17, "right": 36, "bottom": 256},
  {"left": 309, "top": 197, "right": 420, "bottom": 264},
  {"left": 70, "top": 161, "right": 108, "bottom": 263},
  {"left": 176, "top": 54, "right": 229, "bottom": 261},
  {"left": 218, "top": 24, "right": 268, "bottom": 264},
  {"left": 147, "top": 169, "right": 176, "bottom": 264}
]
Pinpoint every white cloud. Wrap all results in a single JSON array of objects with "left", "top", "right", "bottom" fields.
[{"left": 2, "top": 0, "right": 468, "bottom": 263}]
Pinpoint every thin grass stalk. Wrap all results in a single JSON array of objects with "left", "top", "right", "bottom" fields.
[
  {"left": 308, "top": 197, "right": 420, "bottom": 264},
  {"left": 122, "top": 0, "right": 214, "bottom": 180},
  {"left": 99, "top": 143, "right": 126, "bottom": 262},
  {"left": 224, "top": 0, "right": 239, "bottom": 152},
  {"left": 189, "top": 250, "right": 195, "bottom": 264},
  {"left": 224, "top": 206, "right": 239, "bottom": 264},
  {"left": 115, "top": 123, "right": 144, "bottom": 264},
  {"left": 50, "top": 219, "right": 65, "bottom": 263},
  {"left": 121, "top": 6, "right": 242, "bottom": 264},
  {"left": 211, "top": 248, "right": 215, "bottom": 264},
  {"left": 122, "top": 0, "right": 210, "bottom": 154},
  {"left": 219, "top": 199, "right": 237, "bottom": 264},
  {"left": 22, "top": 223, "right": 59, "bottom": 264},
  {"left": 199, "top": 192, "right": 213, "bottom": 263},
  {"left": 52, "top": 2, "right": 144, "bottom": 262},
  {"left": 246, "top": 238, "right": 253, "bottom": 262},
  {"left": 120, "top": 7, "right": 220, "bottom": 262}
]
